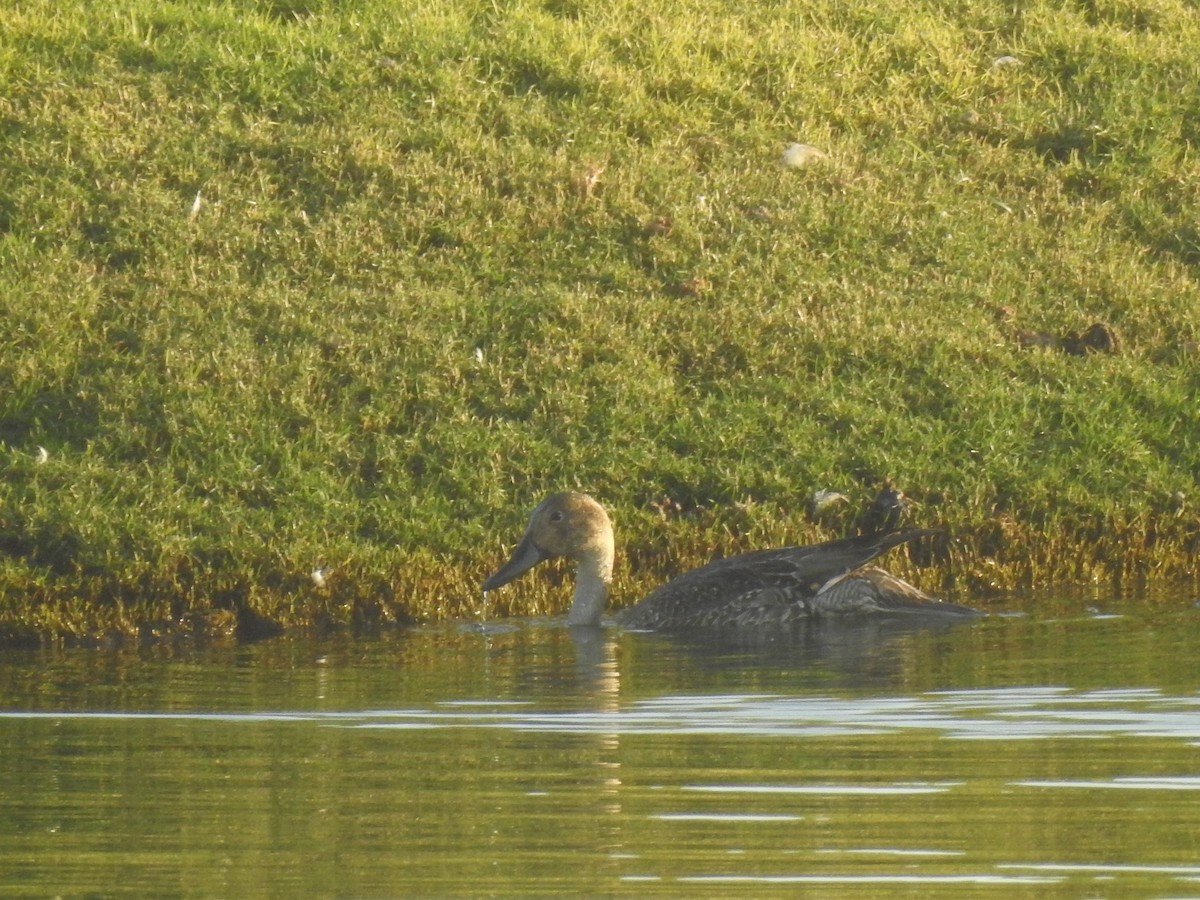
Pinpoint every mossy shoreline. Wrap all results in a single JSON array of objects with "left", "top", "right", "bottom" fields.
[
  {"left": 4, "top": 506, "right": 1198, "bottom": 649},
  {"left": 3, "top": 0, "right": 1200, "bottom": 645}
]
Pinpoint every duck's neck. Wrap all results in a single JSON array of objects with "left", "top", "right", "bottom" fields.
[{"left": 567, "top": 544, "right": 613, "bottom": 626}]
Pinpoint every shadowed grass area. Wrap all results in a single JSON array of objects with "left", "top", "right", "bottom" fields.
[{"left": 2, "top": 0, "right": 1199, "bottom": 642}]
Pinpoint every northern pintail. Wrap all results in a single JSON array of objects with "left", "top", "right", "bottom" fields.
[{"left": 482, "top": 492, "right": 980, "bottom": 628}]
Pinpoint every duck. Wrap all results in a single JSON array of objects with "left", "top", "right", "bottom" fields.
[{"left": 482, "top": 492, "right": 981, "bottom": 628}]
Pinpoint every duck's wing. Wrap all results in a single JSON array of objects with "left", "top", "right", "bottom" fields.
[
  {"left": 811, "top": 566, "right": 981, "bottom": 617},
  {"left": 619, "top": 529, "right": 965, "bottom": 629}
]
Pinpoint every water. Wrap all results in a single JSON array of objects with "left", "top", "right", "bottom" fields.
[{"left": 3, "top": 595, "right": 1200, "bottom": 897}]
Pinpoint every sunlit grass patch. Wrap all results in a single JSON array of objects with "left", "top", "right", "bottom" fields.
[{"left": 1, "top": 0, "right": 1199, "bottom": 641}]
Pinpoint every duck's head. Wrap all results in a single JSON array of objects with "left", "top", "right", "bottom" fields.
[{"left": 483, "top": 492, "right": 615, "bottom": 624}]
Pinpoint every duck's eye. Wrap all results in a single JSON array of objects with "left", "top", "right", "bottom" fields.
[{"left": 549, "top": 510, "right": 565, "bottom": 523}]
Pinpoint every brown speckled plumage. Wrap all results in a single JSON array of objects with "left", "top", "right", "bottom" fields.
[{"left": 483, "top": 492, "right": 980, "bottom": 629}]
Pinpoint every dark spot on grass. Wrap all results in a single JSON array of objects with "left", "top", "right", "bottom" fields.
[{"left": 1026, "top": 124, "right": 1120, "bottom": 166}]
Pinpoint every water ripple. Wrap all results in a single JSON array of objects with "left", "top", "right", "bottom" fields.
[
  {"left": 4, "top": 686, "right": 1199, "bottom": 743},
  {"left": 1017, "top": 776, "right": 1200, "bottom": 791},
  {"left": 668, "top": 873, "right": 1063, "bottom": 885},
  {"left": 682, "top": 782, "right": 961, "bottom": 795}
]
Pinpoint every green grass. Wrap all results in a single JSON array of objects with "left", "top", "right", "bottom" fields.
[{"left": 2, "top": 0, "right": 1200, "bottom": 642}]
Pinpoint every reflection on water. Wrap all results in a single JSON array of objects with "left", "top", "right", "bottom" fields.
[
  {"left": 671, "top": 873, "right": 1062, "bottom": 885},
  {"left": 16, "top": 683, "right": 1178, "bottom": 742},
  {"left": 2, "top": 599, "right": 1200, "bottom": 896},
  {"left": 1018, "top": 776, "right": 1200, "bottom": 789}
]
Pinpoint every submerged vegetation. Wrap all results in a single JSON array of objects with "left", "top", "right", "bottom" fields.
[{"left": 2, "top": 0, "right": 1200, "bottom": 643}]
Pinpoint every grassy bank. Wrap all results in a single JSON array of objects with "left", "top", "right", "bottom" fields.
[{"left": 2, "top": 0, "right": 1199, "bottom": 643}]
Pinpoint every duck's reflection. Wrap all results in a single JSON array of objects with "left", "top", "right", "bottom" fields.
[{"left": 566, "top": 613, "right": 980, "bottom": 693}]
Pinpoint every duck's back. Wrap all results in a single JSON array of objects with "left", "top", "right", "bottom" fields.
[{"left": 617, "top": 530, "right": 978, "bottom": 629}]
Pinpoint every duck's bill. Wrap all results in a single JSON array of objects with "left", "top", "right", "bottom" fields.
[{"left": 482, "top": 533, "right": 548, "bottom": 592}]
